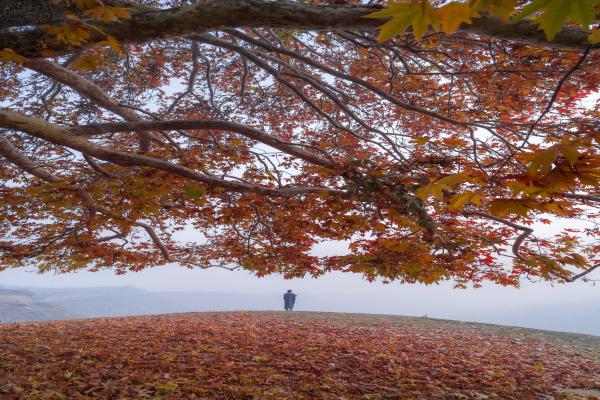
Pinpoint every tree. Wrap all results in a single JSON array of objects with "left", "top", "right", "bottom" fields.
[{"left": 0, "top": 0, "right": 598, "bottom": 286}]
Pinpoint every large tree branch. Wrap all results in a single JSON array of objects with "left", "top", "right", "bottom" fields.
[
  {"left": 0, "top": 135, "right": 61, "bottom": 183},
  {"left": 0, "top": 0, "right": 150, "bottom": 30},
  {"left": 0, "top": 109, "right": 342, "bottom": 198},
  {"left": 1, "top": 1, "right": 595, "bottom": 58},
  {"left": 67, "top": 119, "right": 337, "bottom": 168},
  {"left": 24, "top": 59, "right": 158, "bottom": 151}
]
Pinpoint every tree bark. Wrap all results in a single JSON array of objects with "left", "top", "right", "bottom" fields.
[
  {"left": 0, "top": 0, "right": 64, "bottom": 31},
  {"left": 0, "top": 0, "right": 595, "bottom": 58},
  {"left": 0, "top": 0, "right": 149, "bottom": 30}
]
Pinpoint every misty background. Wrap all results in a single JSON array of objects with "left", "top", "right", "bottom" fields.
[{"left": 1, "top": 261, "right": 599, "bottom": 336}]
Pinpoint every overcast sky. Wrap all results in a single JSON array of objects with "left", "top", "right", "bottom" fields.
[{"left": 2, "top": 240, "right": 598, "bottom": 305}]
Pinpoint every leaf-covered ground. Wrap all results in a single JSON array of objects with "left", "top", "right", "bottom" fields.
[{"left": 1, "top": 312, "right": 599, "bottom": 399}]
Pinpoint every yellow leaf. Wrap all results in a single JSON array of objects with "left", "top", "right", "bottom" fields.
[
  {"left": 72, "top": 54, "right": 102, "bottom": 71},
  {"left": 472, "top": 0, "right": 517, "bottom": 21},
  {"left": 382, "top": 239, "right": 410, "bottom": 252},
  {"left": 365, "top": 1, "right": 439, "bottom": 41},
  {"left": 436, "top": 172, "right": 472, "bottom": 187},
  {"left": 541, "top": 200, "right": 571, "bottom": 215},
  {"left": 438, "top": 3, "right": 479, "bottom": 35},
  {"left": 448, "top": 190, "right": 485, "bottom": 211},
  {"left": 413, "top": 136, "right": 430, "bottom": 145},
  {"left": 367, "top": 2, "right": 421, "bottom": 41},
  {"left": 44, "top": 23, "right": 90, "bottom": 46},
  {"left": 403, "top": 262, "right": 424, "bottom": 274},
  {"left": 97, "top": 35, "right": 123, "bottom": 54},
  {"left": 558, "top": 143, "right": 579, "bottom": 166},
  {"left": 489, "top": 199, "right": 531, "bottom": 216},
  {"left": 527, "top": 146, "right": 558, "bottom": 175},
  {"left": 448, "top": 192, "right": 473, "bottom": 211},
  {"left": 84, "top": 6, "right": 131, "bottom": 23},
  {"left": 0, "top": 48, "right": 27, "bottom": 64},
  {"left": 589, "top": 28, "right": 600, "bottom": 44},
  {"left": 415, "top": 185, "right": 432, "bottom": 201},
  {"left": 416, "top": 172, "right": 473, "bottom": 201},
  {"left": 412, "top": 1, "right": 440, "bottom": 39}
]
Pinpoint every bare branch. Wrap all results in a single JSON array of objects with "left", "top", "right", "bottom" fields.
[{"left": 463, "top": 211, "right": 533, "bottom": 261}]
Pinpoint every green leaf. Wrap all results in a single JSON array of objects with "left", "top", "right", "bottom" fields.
[
  {"left": 512, "top": 0, "right": 600, "bottom": 40},
  {"left": 184, "top": 184, "right": 206, "bottom": 199},
  {"left": 569, "top": 0, "right": 597, "bottom": 27},
  {"left": 512, "top": 0, "right": 554, "bottom": 22},
  {"left": 472, "top": 0, "right": 517, "bottom": 21},
  {"left": 537, "top": 0, "right": 571, "bottom": 40},
  {"left": 489, "top": 199, "right": 531, "bottom": 216}
]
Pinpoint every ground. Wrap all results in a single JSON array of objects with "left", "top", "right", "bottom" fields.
[{"left": 1, "top": 311, "right": 599, "bottom": 399}]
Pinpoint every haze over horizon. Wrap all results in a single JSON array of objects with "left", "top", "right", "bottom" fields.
[{"left": 2, "top": 261, "right": 599, "bottom": 336}]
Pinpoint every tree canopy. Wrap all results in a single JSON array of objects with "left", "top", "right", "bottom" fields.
[{"left": 0, "top": 0, "right": 598, "bottom": 286}]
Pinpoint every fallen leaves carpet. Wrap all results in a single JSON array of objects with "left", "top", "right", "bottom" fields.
[{"left": 1, "top": 312, "right": 599, "bottom": 399}]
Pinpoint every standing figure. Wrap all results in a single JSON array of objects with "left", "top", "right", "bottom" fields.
[{"left": 283, "top": 290, "right": 297, "bottom": 311}]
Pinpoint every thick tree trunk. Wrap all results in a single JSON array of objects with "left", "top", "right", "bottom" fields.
[
  {"left": 0, "top": 0, "right": 64, "bottom": 30},
  {"left": 0, "top": 0, "right": 595, "bottom": 58},
  {"left": 0, "top": 0, "right": 146, "bottom": 30}
]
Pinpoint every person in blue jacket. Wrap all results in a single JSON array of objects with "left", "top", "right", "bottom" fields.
[{"left": 283, "top": 290, "right": 297, "bottom": 311}]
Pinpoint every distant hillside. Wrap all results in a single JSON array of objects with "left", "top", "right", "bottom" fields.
[
  {"left": 2, "top": 285, "right": 600, "bottom": 336},
  {"left": 0, "top": 288, "right": 74, "bottom": 323},
  {"left": 0, "top": 312, "right": 599, "bottom": 399},
  {"left": 0, "top": 289, "right": 32, "bottom": 305},
  {"left": 27, "top": 286, "right": 278, "bottom": 317}
]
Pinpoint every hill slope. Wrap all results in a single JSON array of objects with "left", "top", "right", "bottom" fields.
[
  {"left": 1, "top": 312, "right": 599, "bottom": 399},
  {"left": 0, "top": 289, "right": 74, "bottom": 323}
]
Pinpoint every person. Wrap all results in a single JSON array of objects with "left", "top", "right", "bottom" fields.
[{"left": 283, "top": 290, "right": 297, "bottom": 311}]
